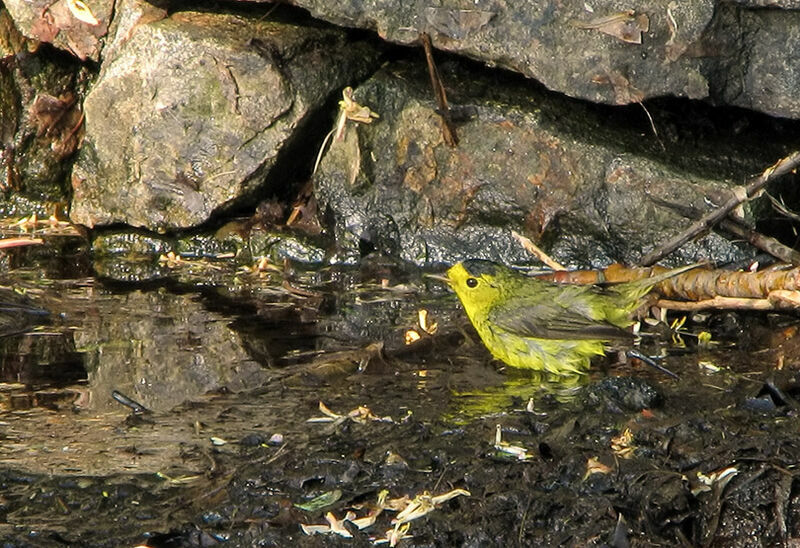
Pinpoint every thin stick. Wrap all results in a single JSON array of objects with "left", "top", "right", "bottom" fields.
[
  {"left": 420, "top": 33, "right": 458, "bottom": 147},
  {"left": 657, "top": 296, "right": 776, "bottom": 311},
  {"left": 627, "top": 348, "right": 678, "bottom": 379},
  {"left": 637, "top": 101, "right": 665, "bottom": 151},
  {"left": 511, "top": 230, "right": 566, "bottom": 271},
  {"left": 767, "top": 192, "right": 800, "bottom": 223},
  {"left": 646, "top": 193, "right": 800, "bottom": 265},
  {"left": 640, "top": 151, "right": 800, "bottom": 266},
  {"left": 718, "top": 217, "right": 800, "bottom": 265},
  {"left": 0, "top": 238, "right": 44, "bottom": 248}
]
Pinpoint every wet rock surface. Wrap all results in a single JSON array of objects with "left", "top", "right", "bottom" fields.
[
  {"left": 88, "top": 223, "right": 328, "bottom": 283},
  {"left": 0, "top": 9, "right": 86, "bottom": 214},
  {"left": 4, "top": 2, "right": 800, "bottom": 266},
  {"left": 314, "top": 60, "right": 790, "bottom": 267}
]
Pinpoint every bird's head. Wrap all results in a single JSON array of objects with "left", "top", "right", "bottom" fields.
[{"left": 446, "top": 260, "right": 511, "bottom": 315}]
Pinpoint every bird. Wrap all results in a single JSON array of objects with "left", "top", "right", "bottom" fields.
[{"left": 444, "top": 259, "right": 698, "bottom": 376}]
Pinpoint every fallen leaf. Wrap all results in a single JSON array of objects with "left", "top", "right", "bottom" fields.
[
  {"left": 591, "top": 70, "right": 645, "bottom": 104},
  {"left": 405, "top": 329, "right": 422, "bottom": 345},
  {"left": 66, "top": 0, "right": 100, "bottom": 26},
  {"left": 611, "top": 427, "right": 636, "bottom": 459},
  {"left": 570, "top": 10, "right": 649, "bottom": 44},
  {"left": 29, "top": 14, "right": 59, "bottom": 45},
  {"left": 424, "top": 7, "right": 495, "bottom": 39},
  {"left": 30, "top": 94, "right": 74, "bottom": 137},
  {"left": 584, "top": 456, "right": 613, "bottom": 479},
  {"left": 494, "top": 424, "right": 534, "bottom": 460},
  {"left": 294, "top": 490, "right": 343, "bottom": 512},
  {"left": 417, "top": 309, "right": 438, "bottom": 334}
]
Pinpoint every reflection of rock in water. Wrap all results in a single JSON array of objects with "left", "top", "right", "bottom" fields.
[
  {"left": 0, "top": 289, "right": 85, "bottom": 390},
  {"left": 73, "top": 290, "right": 268, "bottom": 412},
  {"left": 0, "top": 288, "right": 49, "bottom": 338}
]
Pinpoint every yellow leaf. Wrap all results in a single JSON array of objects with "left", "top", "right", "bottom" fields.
[
  {"left": 418, "top": 309, "right": 438, "bottom": 334},
  {"left": 67, "top": 0, "right": 100, "bottom": 26},
  {"left": 405, "top": 329, "right": 421, "bottom": 345}
]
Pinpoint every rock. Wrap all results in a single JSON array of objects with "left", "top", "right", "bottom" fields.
[
  {"left": 583, "top": 377, "right": 662, "bottom": 413},
  {"left": 0, "top": 8, "right": 85, "bottom": 213},
  {"left": 313, "top": 61, "right": 768, "bottom": 267},
  {"left": 70, "top": 11, "right": 381, "bottom": 230},
  {"left": 245, "top": 228, "right": 326, "bottom": 265},
  {"left": 722, "top": 7, "right": 800, "bottom": 118},
  {"left": 3, "top": 0, "right": 113, "bottom": 61},
  {"left": 284, "top": 0, "right": 800, "bottom": 119}
]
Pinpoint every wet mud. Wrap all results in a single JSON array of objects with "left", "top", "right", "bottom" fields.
[{"left": 0, "top": 253, "right": 799, "bottom": 547}]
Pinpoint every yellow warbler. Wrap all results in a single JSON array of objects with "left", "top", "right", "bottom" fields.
[{"left": 446, "top": 260, "right": 697, "bottom": 376}]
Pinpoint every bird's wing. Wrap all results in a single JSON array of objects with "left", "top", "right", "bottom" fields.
[{"left": 488, "top": 285, "right": 633, "bottom": 342}]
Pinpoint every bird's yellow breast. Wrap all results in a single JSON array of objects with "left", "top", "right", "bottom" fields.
[{"left": 474, "top": 316, "right": 606, "bottom": 374}]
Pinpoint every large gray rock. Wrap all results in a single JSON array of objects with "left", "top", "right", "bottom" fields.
[
  {"left": 70, "top": 11, "right": 380, "bottom": 230},
  {"left": 313, "top": 61, "right": 780, "bottom": 268},
  {"left": 725, "top": 8, "right": 800, "bottom": 117},
  {"left": 285, "top": 0, "right": 800, "bottom": 119}
]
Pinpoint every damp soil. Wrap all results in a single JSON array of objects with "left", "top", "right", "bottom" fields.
[{"left": 1, "top": 249, "right": 800, "bottom": 547}]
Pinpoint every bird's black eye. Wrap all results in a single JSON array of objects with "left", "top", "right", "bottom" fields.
[{"left": 466, "top": 277, "right": 478, "bottom": 288}]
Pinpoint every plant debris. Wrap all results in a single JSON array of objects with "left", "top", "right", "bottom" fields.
[
  {"left": 569, "top": 10, "right": 650, "bottom": 44},
  {"left": 307, "top": 401, "right": 396, "bottom": 425},
  {"left": 300, "top": 488, "right": 470, "bottom": 545}
]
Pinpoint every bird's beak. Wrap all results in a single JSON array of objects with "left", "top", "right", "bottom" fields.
[{"left": 423, "top": 273, "right": 450, "bottom": 284}]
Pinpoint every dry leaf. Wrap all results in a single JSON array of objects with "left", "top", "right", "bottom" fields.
[
  {"left": 66, "top": 0, "right": 100, "bottom": 26},
  {"left": 30, "top": 14, "right": 59, "bottom": 44},
  {"left": 417, "top": 309, "right": 438, "bottom": 334},
  {"left": 611, "top": 427, "right": 636, "bottom": 459},
  {"left": 338, "top": 87, "right": 379, "bottom": 129},
  {"left": 691, "top": 466, "right": 738, "bottom": 496},
  {"left": 570, "top": 10, "right": 649, "bottom": 44},
  {"left": 373, "top": 522, "right": 412, "bottom": 546},
  {"left": 591, "top": 70, "right": 645, "bottom": 104},
  {"left": 584, "top": 456, "right": 613, "bottom": 479},
  {"left": 494, "top": 424, "right": 533, "bottom": 460},
  {"left": 424, "top": 7, "right": 495, "bottom": 39},
  {"left": 405, "top": 329, "right": 421, "bottom": 345},
  {"left": 30, "top": 94, "right": 74, "bottom": 137},
  {"left": 391, "top": 488, "right": 470, "bottom": 525}
]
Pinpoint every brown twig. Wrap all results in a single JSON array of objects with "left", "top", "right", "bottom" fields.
[
  {"left": 641, "top": 151, "right": 800, "bottom": 266},
  {"left": 656, "top": 265, "right": 800, "bottom": 300},
  {"left": 420, "top": 33, "right": 458, "bottom": 147},
  {"left": 767, "top": 192, "right": 800, "bottom": 223},
  {"left": 647, "top": 193, "right": 800, "bottom": 265},
  {"left": 511, "top": 230, "right": 566, "bottom": 270},
  {"left": 0, "top": 237, "right": 44, "bottom": 248},
  {"left": 657, "top": 296, "right": 775, "bottom": 311},
  {"left": 659, "top": 288, "right": 800, "bottom": 310},
  {"left": 718, "top": 217, "right": 800, "bottom": 265}
]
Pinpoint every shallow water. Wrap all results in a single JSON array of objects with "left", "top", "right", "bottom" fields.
[{"left": 0, "top": 243, "right": 799, "bottom": 546}]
